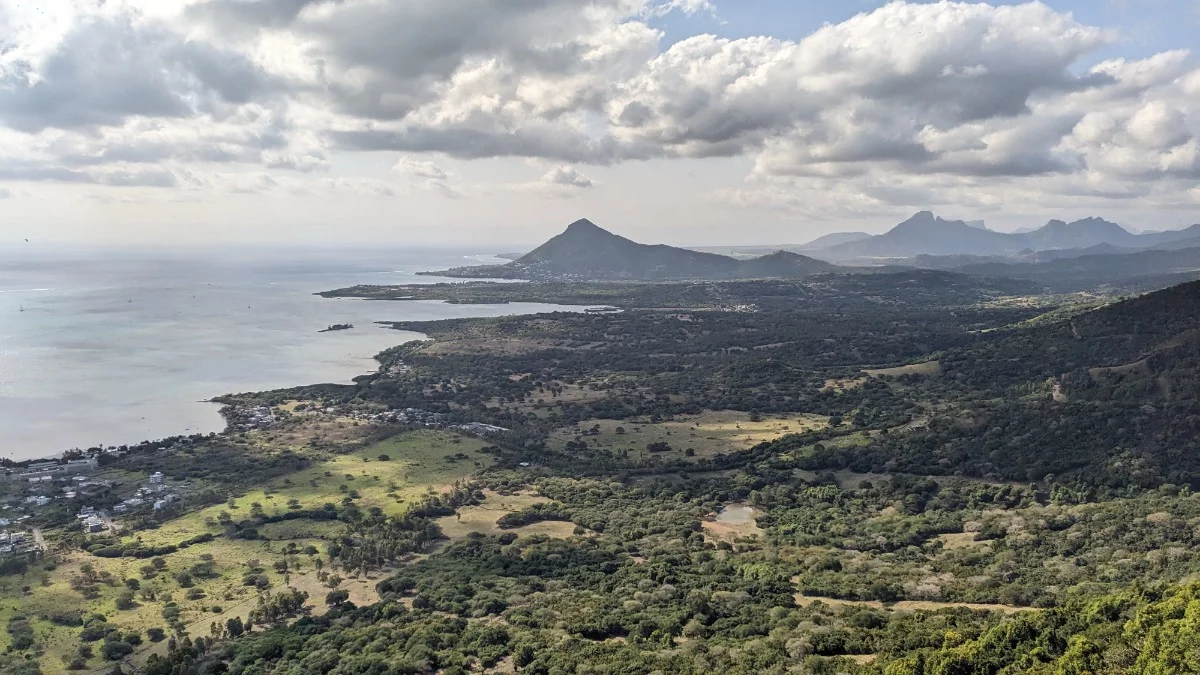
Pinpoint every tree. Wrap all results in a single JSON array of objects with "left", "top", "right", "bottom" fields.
[
  {"left": 115, "top": 590, "right": 136, "bottom": 610},
  {"left": 101, "top": 639, "right": 134, "bottom": 660},
  {"left": 325, "top": 589, "right": 350, "bottom": 606},
  {"left": 514, "top": 644, "right": 536, "bottom": 668},
  {"left": 225, "top": 617, "right": 244, "bottom": 638}
]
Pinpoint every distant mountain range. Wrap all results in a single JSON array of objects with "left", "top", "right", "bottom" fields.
[
  {"left": 426, "top": 219, "right": 838, "bottom": 281},
  {"left": 795, "top": 231, "right": 873, "bottom": 251},
  {"left": 921, "top": 246, "right": 1200, "bottom": 293},
  {"left": 813, "top": 211, "right": 1200, "bottom": 260},
  {"left": 426, "top": 213, "right": 1200, "bottom": 291}
]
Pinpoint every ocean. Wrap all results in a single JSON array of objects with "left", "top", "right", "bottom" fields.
[{"left": 0, "top": 246, "right": 573, "bottom": 461}]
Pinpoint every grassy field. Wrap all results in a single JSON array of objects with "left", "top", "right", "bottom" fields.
[
  {"left": 549, "top": 411, "right": 829, "bottom": 461},
  {"left": 700, "top": 505, "right": 765, "bottom": 544},
  {"left": 435, "top": 490, "right": 578, "bottom": 542},
  {"left": 486, "top": 380, "right": 615, "bottom": 416},
  {"left": 864, "top": 361, "right": 943, "bottom": 378},
  {"left": 127, "top": 429, "right": 489, "bottom": 548},
  {"left": 3, "top": 430, "right": 490, "bottom": 674}
]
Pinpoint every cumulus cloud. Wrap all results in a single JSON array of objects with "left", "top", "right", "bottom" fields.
[
  {"left": 392, "top": 156, "right": 462, "bottom": 197},
  {"left": 541, "top": 166, "right": 595, "bottom": 189},
  {"left": 392, "top": 157, "right": 449, "bottom": 182},
  {"left": 517, "top": 164, "right": 597, "bottom": 198},
  {"left": 0, "top": 0, "right": 1196, "bottom": 221},
  {"left": 0, "top": 16, "right": 280, "bottom": 133}
]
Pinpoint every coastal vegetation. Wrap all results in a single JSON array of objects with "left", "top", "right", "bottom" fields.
[{"left": 7, "top": 269, "right": 1200, "bottom": 673}]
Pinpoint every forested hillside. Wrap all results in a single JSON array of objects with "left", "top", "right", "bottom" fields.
[{"left": 11, "top": 274, "right": 1200, "bottom": 674}]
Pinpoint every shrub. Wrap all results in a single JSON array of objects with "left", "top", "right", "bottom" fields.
[
  {"left": 101, "top": 639, "right": 134, "bottom": 660},
  {"left": 115, "top": 590, "right": 137, "bottom": 610}
]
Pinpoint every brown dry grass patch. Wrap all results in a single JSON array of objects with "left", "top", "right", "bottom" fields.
[{"left": 865, "top": 361, "right": 942, "bottom": 378}]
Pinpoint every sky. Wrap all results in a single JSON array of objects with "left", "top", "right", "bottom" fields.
[{"left": 0, "top": 0, "right": 1198, "bottom": 249}]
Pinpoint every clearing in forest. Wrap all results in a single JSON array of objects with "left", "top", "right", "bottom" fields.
[
  {"left": 435, "top": 491, "right": 578, "bottom": 542},
  {"left": 790, "top": 572, "right": 1038, "bottom": 616},
  {"left": 864, "top": 361, "right": 943, "bottom": 378},
  {"left": 132, "top": 430, "right": 490, "bottom": 548},
  {"left": 549, "top": 410, "right": 829, "bottom": 460},
  {"left": 701, "top": 504, "right": 765, "bottom": 542}
]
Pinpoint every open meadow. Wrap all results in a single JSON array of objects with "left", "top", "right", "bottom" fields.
[
  {"left": 1, "top": 429, "right": 489, "bottom": 673},
  {"left": 548, "top": 410, "right": 829, "bottom": 461}
]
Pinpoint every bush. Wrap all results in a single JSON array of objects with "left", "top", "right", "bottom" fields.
[
  {"left": 101, "top": 639, "right": 134, "bottom": 660},
  {"left": 46, "top": 610, "right": 84, "bottom": 626},
  {"left": 6, "top": 616, "right": 35, "bottom": 650},
  {"left": 147, "top": 627, "right": 166, "bottom": 642},
  {"left": 80, "top": 619, "right": 111, "bottom": 642},
  {"left": 115, "top": 590, "right": 137, "bottom": 610}
]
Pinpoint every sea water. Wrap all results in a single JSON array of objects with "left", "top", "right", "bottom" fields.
[{"left": 0, "top": 246, "right": 567, "bottom": 460}]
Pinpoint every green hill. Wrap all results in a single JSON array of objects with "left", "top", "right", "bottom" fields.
[{"left": 424, "top": 219, "right": 837, "bottom": 281}]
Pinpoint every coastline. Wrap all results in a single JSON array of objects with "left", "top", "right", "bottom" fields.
[
  {"left": 6, "top": 331, "right": 431, "bottom": 466},
  {"left": 2, "top": 252, "right": 580, "bottom": 464}
]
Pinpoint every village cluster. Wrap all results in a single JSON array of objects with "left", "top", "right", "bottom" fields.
[
  {"left": 2, "top": 394, "right": 510, "bottom": 567},
  {"left": 2, "top": 453, "right": 184, "bottom": 565},
  {"left": 224, "top": 402, "right": 458, "bottom": 431}
]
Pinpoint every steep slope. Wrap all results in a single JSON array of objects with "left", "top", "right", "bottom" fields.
[
  {"left": 795, "top": 231, "right": 873, "bottom": 251},
  {"left": 934, "top": 276, "right": 1200, "bottom": 397},
  {"left": 823, "top": 211, "right": 1016, "bottom": 258},
  {"left": 950, "top": 246, "right": 1200, "bottom": 292},
  {"left": 424, "top": 219, "right": 836, "bottom": 281},
  {"left": 1019, "top": 217, "right": 1138, "bottom": 250},
  {"left": 817, "top": 213, "right": 1200, "bottom": 261},
  {"left": 735, "top": 250, "right": 837, "bottom": 277},
  {"left": 513, "top": 219, "right": 742, "bottom": 280},
  {"left": 848, "top": 278, "right": 1200, "bottom": 486},
  {"left": 1135, "top": 223, "right": 1200, "bottom": 248}
]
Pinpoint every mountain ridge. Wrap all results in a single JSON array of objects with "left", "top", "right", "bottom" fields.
[
  {"left": 813, "top": 212, "right": 1200, "bottom": 259},
  {"left": 425, "top": 218, "right": 838, "bottom": 281}
]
